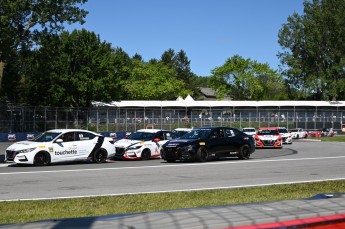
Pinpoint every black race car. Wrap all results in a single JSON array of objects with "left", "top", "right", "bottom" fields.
[{"left": 160, "top": 127, "right": 255, "bottom": 162}]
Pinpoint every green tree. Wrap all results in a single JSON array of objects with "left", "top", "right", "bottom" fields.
[
  {"left": 0, "top": 0, "right": 88, "bottom": 101},
  {"left": 160, "top": 49, "right": 199, "bottom": 96},
  {"left": 210, "top": 55, "right": 286, "bottom": 100},
  {"left": 21, "top": 29, "right": 119, "bottom": 107},
  {"left": 124, "top": 61, "right": 191, "bottom": 100},
  {"left": 278, "top": 0, "right": 345, "bottom": 100}
]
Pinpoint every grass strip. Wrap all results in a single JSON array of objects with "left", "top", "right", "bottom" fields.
[
  {"left": 320, "top": 135, "right": 345, "bottom": 142},
  {"left": 1, "top": 180, "right": 345, "bottom": 224}
]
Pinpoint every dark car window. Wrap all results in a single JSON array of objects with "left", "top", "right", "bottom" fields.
[
  {"left": 155, "top": 132, "right": 165, "bottom": 140},
  {"left": 165, "top": 131, "right": 178, "bottom": 140},
  {"left": 128, "top": 132, "right": 155, "bottom": 141},
  {"left": 75, "top": 131, "right": 96, "bottom": 141},
  {"left": 61, "top": 132, "right": 75, "bottom": 142},
  {"left": 210, "top": 129, "right": 225, "bottom": 139},
  {"left": 183, "top": 129, "right": 211, "bottom": 139},
  {"left": 258, "top": 129, "right": 279, "bottom": 135},
  {"left": 278, "top": 128, "right": 288, "bottom": 133},
  {"left": 33, "top": 132, "right": 61, "bottom": 142}
]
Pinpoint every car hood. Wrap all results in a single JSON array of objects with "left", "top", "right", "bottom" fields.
[
  {"left": 114, "top": 139, "right": 143, "bottom": 148},
  {"left": 6, "top": 141, "right": 43, "bottom": 151},
  {"left": 164, "top": 139, "right": 200, "bottom": 148}
]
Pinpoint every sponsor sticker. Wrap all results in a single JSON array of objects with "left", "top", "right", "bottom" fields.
[
  {"left": 39, "top": 145, "right": 45, "bottom": 148},
  {"left": 49, "top": 147, "right": 54, "bottom": 153}
]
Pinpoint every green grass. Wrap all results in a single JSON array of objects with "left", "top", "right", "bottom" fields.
[
  {"left": 319, "top": 135, "right": 345, "bottom": 142},
  {"left": 1, "top": 180, "right": 345, "bottom": 225}
]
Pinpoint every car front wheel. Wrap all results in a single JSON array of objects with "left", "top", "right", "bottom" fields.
[
  {"left": 34, "top": 152, "right": 50, "bottom": 166},
  {"left": 141, "top": 150, "right": 151, "bottom": 160}
]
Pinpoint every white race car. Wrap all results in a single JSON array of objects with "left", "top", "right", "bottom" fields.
[
  {"left": 5, "top": 129, "right": 115, "bottom": 166},
  {"left": 114, "top": 129, "right": 179, "bottom": 160},
  {"left": 289, "top": 128, "right": 308, "bottom": 139},
  {"left": 277, "top": 127, "right": 293, "bottom": 144},
  {"left": 242, "top": 127, "right": 257, "bottom": 137}
]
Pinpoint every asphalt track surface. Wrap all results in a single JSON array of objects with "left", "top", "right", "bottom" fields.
[{"left": 0, "top": 140, "right": 345, "bottom": 228}]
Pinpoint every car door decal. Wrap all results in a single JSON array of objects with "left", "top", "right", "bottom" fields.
[{"left": 89, "top": 136, "right": 104, "bottom": 156}]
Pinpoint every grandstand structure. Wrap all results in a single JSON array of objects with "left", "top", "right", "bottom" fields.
[{"left": 1, "top": 100, "right": 345, "bottom": 133}]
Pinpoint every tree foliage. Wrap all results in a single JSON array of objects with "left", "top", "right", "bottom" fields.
[
  {"left": 20, "top": 29, "right": 119, "bottom": 107},
  {"left": 0, "top": 0, "right": 88, "bottom": 101},
  {"left": 278, "top": 0, "right": 345, "bottom": 100},
  {"left": 210, "top": 55, "right": 286, "bottom": 100},
  {"left": 123, "top": 60, "right": 191, "bottom": 100},
  {"left": 160, "top": 49, "right": 199, "bottom": 96}
]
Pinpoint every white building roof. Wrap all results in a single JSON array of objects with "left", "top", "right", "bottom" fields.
[{"left": 92, "top": 100, "right": 345, "bottom": 108}]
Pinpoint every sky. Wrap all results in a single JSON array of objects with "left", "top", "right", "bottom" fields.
[{"left": 67, "top": 0, "right": 305, "bottom": 76}]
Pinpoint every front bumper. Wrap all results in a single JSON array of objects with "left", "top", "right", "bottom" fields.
[
  {"left": 161, "top": 147, "right": 195, "bottom": 161},
  {"left": 255, "top": 139, "right": 282, "bottom": 148}
]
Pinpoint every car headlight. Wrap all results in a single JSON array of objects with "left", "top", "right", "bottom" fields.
[
  {"left": 17, "top": 147, "right": 37, "bottom": 154},
  {"left": 126, "top": 145, "right": 142, "bottom": 150}
]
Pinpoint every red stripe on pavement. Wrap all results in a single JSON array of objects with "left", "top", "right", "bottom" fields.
[{"left": 225, "top": 213, "right": 345, "bottom": 229}]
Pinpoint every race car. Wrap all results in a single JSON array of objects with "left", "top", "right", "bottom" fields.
[
  {"left": 113, "top": 129, "right": 179, "bottom": 160},
  {"left": 241, "top": 127, "right": 257, "bottom": 137},
  {"left": 5, "top": 129, "right": 115, "bottom": 166},
  {"left": 308, "top": 128, "right": 334, "bottom": 138},
  {"left": 161, "top": 127, "right": 255, "bottom": 162},
  {"left": 255, "top": 127, "right": 282, "bottom": 148},
  {"left": 289, "top": 128, "right": 308, "bottom": 139},
  {"left": 277, "top": 127, "right": 292, "bottom": 144}
]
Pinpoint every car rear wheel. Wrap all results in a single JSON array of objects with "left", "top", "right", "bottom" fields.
[
  {"left": 238, "top": 144, "right": 250, "bottom": 160},
  {"left": 141, "top": 150, "right": 151, "bottom": 160},
  {"left": 196, "top": 147, "right": 208, "bottom": 162},
  {"left": 92, "top": 149, "right": 108, "bottom": 163},
  {"left": 34, "top": 152, "right": 50, "bottom": 166}
]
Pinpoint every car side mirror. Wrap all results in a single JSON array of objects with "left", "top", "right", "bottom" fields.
[{"left": 56, "top": 139, "right": 63, "bottom": 143}]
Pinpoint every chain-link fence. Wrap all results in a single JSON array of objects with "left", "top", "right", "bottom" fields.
[{"left": 1, "top": 104, "right": 344, "bottom": 133}]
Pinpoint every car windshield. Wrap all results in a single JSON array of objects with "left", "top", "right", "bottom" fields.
[
  {"left": 278, "top": 128, "right": 288, "bottom": 133},
  {"left": 182, "top": 129, "right": 212, "bottom": 139},
  {"left": 127, "top": 131, "right": 155, "bottom": 141},
  {"left": 243, "top": 129, "right": 255, "bottom": 133},
  {"left": 173, "top": 130, "right": 190, "bottom": 137},
  {"left": 33, "top": 132, "right": 61, "bottom": 142},
  {"left": 257, "top": 129, "right": 279, "bottom": 135}
]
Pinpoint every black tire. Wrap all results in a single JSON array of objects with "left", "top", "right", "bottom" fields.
[
  {"left": 195, "top": 147, "right": 208, "bottom": 162},
  {"left": 141, "top": 150, "right": 151, "bottom": 160},
  {"left": 34, "top": 152, "right": 50, "bottom": 166},
  {"left": 238, "top": 144, "right": 251, "bottom": 160},
  {"left": 92, "top": 149, "right": 108, "bottom": 163},
  {"left": 296, "top": 134, "right": 299, "bottom": 139}
]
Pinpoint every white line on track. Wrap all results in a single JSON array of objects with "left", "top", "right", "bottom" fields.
[
  {"left": 1, "top": 177, "right": 345, "bottom": 202},
  {"left": 1, "top": 155, "right": 345, "bottom": 175}
]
